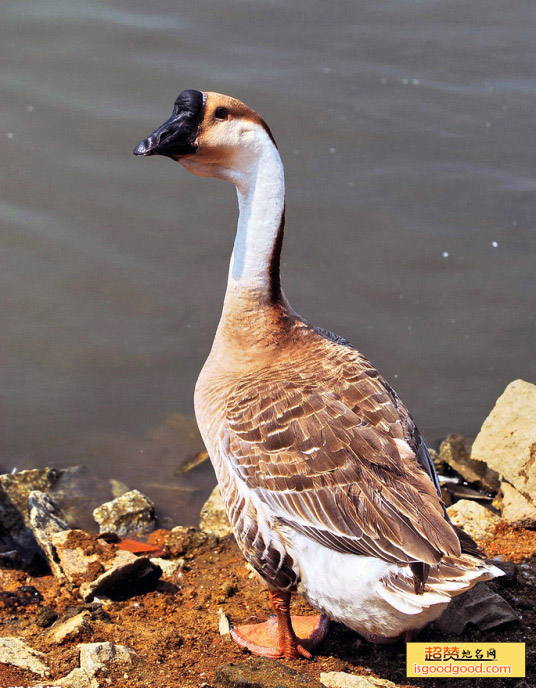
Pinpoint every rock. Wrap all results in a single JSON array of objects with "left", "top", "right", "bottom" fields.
[
  {"left": 56, "top": 667, "right": 93, "bottom": 688},
  {"left": 28, "top": 491, "right": 70, "bottom": 578},
  {"left": 79, "top": 641, "right": 136, "bottom": 678},
  {"left": 0, "top": 636, "right": 49, "bottom": 677},
  {"left": 0, "top": 466, "right": 125, "bottom": 562},
  {"left": 471, "top": 379, "right": 536, "bottom": 505},
  {"left": 446, "top": 500, "right": 499, "bottom": 540},
  {"left": 432, "top": 583, "right": 518, "bottom": 634},
  {"left": 200, "top": 485, "right": 233, "bottom": 538},
  {"left": 79, "top": 552, "right": 161, "bottom": 602},
  {"left": 320, "top": 673, "right": 398, "bottom": 688},
  {"left": 218, "top": 608, "right": 232, "bottom": 640},
  {"left": 50, "top": 611, "right": 92, "bottom": 645},
  {"left": 0, "top": 549, "right": 25, "bottom": 569},
  {"left": 165, "top": 526, "right": 208, "bottom": 558},
  {"left": 36, "top": 606, "right": 59, "bottom": 628},
  {"left": 51, "top": 529, "right": 116, "bottom": 585},
  {"left": 439, "top": 434, "right": 500, "bottom": 493},
  {"left": 498, "top": 482, "right": 536, "bottom": 528},
  {"left": 93, "top": 489, "right": 156, "bottom": 537},
  {"left": 149, "top": 556, "right": 184, "bottom": 579},
  {"left": 214, "top": 657, "right": 325, "bottom": 687}
]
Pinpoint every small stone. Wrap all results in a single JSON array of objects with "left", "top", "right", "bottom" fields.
[
  {"left": 215, "top": 657, "right": 324, "bottom": 687},
  {"left": 165, "top": 526, "right": 208, "bottom": 558},
  {"left": 499, "top": 481, "right": 536, "bottom": 528},
  {"left": 149, "top": 557, "right": 184, "bottom": 579},
  {"left": 432, "top": 582, "right": 518, "bottom": 634},
  {"left": 200, "top": 485, "right": 233, "bottom": 538},
  {"left": 50, "top": 610, "right": 92, "bottom": 645},
  {"left": 0, "top": 636, "right": 49, "bottom": 676},
  {"left": 221, "top": 581, "right": 236, "bottom": 597},
  {"left": 36, "top": 607, "right": 59, "bottom": 628},
  {"left": 93, "top": 489, "right": 156, "bottom": 538},
  {"left": 439, "top": 434, "right": 500, "bottom": 493},
  {"left": 28, "top": 490, "right": 70, "bottom": 578},
  {"left": 446, "top": 500, "right": 499, "bottom": 541},
  {"left": 320, "top": 672, "right": 398, "bottom": 688},
  {"left": 218, "top": 608, "right": 231, "bottom": 640},
  {"left": 79, "top": 554, "right": 161, "bottom": 602}
]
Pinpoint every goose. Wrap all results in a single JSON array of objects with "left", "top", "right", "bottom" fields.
[{"left": 134, "top": 90, "right": 502, "bottom": 660}]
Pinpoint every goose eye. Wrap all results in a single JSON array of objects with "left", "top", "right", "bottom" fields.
[{"left": 214, "top": 107, "right": 229, "bottom": 120}]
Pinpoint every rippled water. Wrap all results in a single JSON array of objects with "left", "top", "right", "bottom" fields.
[{"left": 2, "top": 0, "right": 535, "bottom": 524}]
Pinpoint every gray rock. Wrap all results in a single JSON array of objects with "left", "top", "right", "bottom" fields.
[
  {"left": 0, "top": 466, "right": 125, "bottom": 562},
  {"left": 50, "top": 611, "right": 92, "bottom": 645},
  {"left": 36, "top": 607, "right": 59, "bottom": 628},
  {"left": 28, "top": 490, "right": 70, "bottom": 578},
  {"left": 320, "top": 673, "right": 398, "bottom": 688},
  {"left": 432, "top": 583, "right": 518, "bottom": 634},
  {"left": 446, "top": 500, "right": 499, "bottom": 541},
  {"left": 79, "top": 552, "right": 161, "bottom": 602},
  {"left": 51, "top": 529, "right": 114, "bottom": 585},
  {"left": 439, "top": 434, "right": 500, "bottom": 493},
  {"left": 0, "top": 636, "right": 49, "bottom": 677},
  {"left": 200, "top": 485, "right": 233, "bottom": 538},
  {"left": 93, "top": 489, "right": 155, "bottom": 537},
  {"left": 215, "top": 657, "right": 324, "bottom": 687},
  {"left": 471, "top": 379, "right": 536, "bottom": 507}
]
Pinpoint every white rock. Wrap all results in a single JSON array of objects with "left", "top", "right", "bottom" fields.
[
  {"left": 321, "top": 672, "right": 398, "bottom": 688},
  {"left": 472, "top": 379, "right": 536, "bottom": 504},
  {"left": 79, "top": 642, "right": 136, "bottom": 677},
  {"left": 0, "top": 636, "right": 49, "bottom": 677},
  {"left": 200, "top": 485, "right": 232, "bottom": 538},
  {"left": 55, "top": 667, "right": 93, "bottom": 688},
  {"left": 447, "top": 499, "right": 499, "bottom": 540},
  {"left": 500, "top": 482, "right": 536, "bottom": 528},
  {"left": 149, "top": 557, "right": 184, "bottom": 579}
]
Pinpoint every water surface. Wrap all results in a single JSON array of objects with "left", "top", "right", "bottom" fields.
[{"left": 2, "top": 0, "right": 535, "bottom": 524}]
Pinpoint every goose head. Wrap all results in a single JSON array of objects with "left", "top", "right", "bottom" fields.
[{"left": 134, "top": 89, "right": 277, "bottom": 185}]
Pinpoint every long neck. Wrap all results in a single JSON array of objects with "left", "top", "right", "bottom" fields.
[
  {"left": 226, "top": 138, "right": 285, "bottom": 303},
  {"left": 209, "top": 133, "right": 294, "bottom": 360}
]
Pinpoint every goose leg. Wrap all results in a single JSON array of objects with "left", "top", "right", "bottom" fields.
[{"left": 230, "top": 590, "right": 330, "bottom": 659}]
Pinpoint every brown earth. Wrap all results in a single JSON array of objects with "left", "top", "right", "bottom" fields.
[{"left": 0, "top": 521, "right": 534, "bottom": 688}]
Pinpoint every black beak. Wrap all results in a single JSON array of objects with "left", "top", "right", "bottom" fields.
[{"left": 133, "top": 89, "right": 204, "bottom": 159}]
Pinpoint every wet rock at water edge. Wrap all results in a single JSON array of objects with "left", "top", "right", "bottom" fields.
[
  {"left": 471, "top": 379, "right": 536, "bottom": 508},
  {"left": 200, "top": 485, "right": 233, "bottom": 538},
  {"left": 93, "top": 489, "right": 156, "bottom": 537},
  {"left": 0, "top": 636, "right": 49, "bottom": 677},
  {"left": 320, "top": 672, "right": 399, "bottom": 688},
  {"left": 439, "top": 434, "right": 500, "bottom": 493},
  {"left": 215, "top": 657, "right": 325, "bottom": 687},
  {"left": 28, "top": 490, "right": 70, "bottom": 578},
  {"left": 446, "top": 499, "right": 499, "bottom": 541}
]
